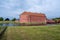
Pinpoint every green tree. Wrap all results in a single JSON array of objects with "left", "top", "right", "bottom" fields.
[
  {"left": 5, "top": 18, "right": 10, "bottom": 21},
  {"left": 12, "top": 18, "right": 16, "bottom": 21},
  {"left": 0, "top": 17, "right": 4, "bottom": 21},
  {"left": 52, "top": 17, "right": 60, "bottom": 23}
]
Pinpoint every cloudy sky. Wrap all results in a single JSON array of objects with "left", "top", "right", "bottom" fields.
[{"left": 0, "top": 0, "right": 60, "bottom": 19}]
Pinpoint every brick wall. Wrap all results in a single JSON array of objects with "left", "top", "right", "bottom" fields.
[
  {"left": 20, "top": 12, "right": 47, "bottom": 24},
  {"left": 29, "top": 15, "right": 46, "bottom": 23},
  {"left": 20, "top": 15, "right": 29, "bottom": 23}
]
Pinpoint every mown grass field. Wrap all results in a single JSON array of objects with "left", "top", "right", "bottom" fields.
[
  {"left": 0, "top": 21, "right": 19, "bottom": 23},
  {"left": 0, "top": 26, "right": 3, "bottom": 31},
  {"left": 1, "top": 24, "right": 60, "bottom": 40},
  {"left": 0, "top": 27, "right": 1, "bottom": 31}
]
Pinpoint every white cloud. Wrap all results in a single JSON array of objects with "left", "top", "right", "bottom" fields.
[
  {"left": 26, "top": 0, "right": 60, "bottom": 12},
  {"left": 0, "top": 0, "right": 23, "bottom": 18},
  {"left": 0, "top": 0, "right": 21, "bottom": 9},
  {"left": 25, "top": 0, "right": 60, "bottom": 18},
  {"left": 0, "top": 0, "right": 60, "bottom": 18},
  {"left": 26, "top": 5, "right": 43, "bottom": 13},
  {"left": 25, "top": 0, "right": 41, "bottom": 6}
]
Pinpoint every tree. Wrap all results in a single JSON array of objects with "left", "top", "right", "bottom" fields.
[
  {"left": 52, "top": 17, "right": 60, "bottom": 23},
  {"left": 12, "top": 18, "right": 16, "bottom": 21},
  {"left": 5, "top": 18, "right": 10, "bottom": 21},
  {"left": 0, "top": 17, "right": 4, "bottom": 21}
]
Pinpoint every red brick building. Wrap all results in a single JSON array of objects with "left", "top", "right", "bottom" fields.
[
  {"left": 20, "top": 12, "right": 47, "bottom": 23},
  {"left": 47, "top": 19, "right": 55, "bottom": 24}
]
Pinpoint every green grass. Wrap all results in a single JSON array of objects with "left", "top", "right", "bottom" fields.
[
  {"left": 0, "top": 26, "right": 2, "bottom": 31},
  {"left": 0, "top": 21, "right": 14, "bottom": 23},
  {"left": 0, "top": 21, "right": 20, "bottom": 23},
  {"left": 2, "top": 25, "right": 59, "bottom": 40},
  {"left": 0, "top": 27, "right": 1, "bottom": 30},
  {"left": 0, "top": 26, "right": 6, "bottom": 32}
]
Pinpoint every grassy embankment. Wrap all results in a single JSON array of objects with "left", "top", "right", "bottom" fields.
[
  {"left": 0, "top": 27, "right": 1, "bottom": 31},
  {"left": 3, "top": 25, "right": 60, "bottom": 40},
  {"left": 0, "top": 26, "right": 6, "bottom": 32},
  {"left": 0, "top": 26, "right": 7, "bottom": 40},
  {"left": 0, "top": 26, "right": 3, "bottom": 31},
  {"left": 0, "top": 21, "right": 16, "bottom": 23}
]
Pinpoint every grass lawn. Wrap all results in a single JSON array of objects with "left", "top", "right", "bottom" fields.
[
  {"left": 0, "top": 27, "right": 1, "bottom": 31},
  {"left": 0, "top": 26, "right": 5, "bottom": 30},
  {"left": 0, "top": 26, "right": 2, "bottom": 31},
  {"left": 0, "top": 21, "right": 19, "bottom": 23},
  {"left": 1, "top": 25, "right": 60, "bottom": 40}
]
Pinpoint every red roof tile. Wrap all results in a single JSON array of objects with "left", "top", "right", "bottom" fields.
[{"left": 20, "top": 12, "right": 46, "bottom": 17}]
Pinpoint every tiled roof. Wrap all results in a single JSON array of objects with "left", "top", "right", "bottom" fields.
[
  {"left": 47, "top": 19, "right": 55, "bottom": 22},
  {"left": 21, "top": 12, "right": 46, "bottom": 16}
]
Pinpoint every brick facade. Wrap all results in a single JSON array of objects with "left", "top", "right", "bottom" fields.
[{"left": 20, "top": 12, "right": 47, "bottom": 24}]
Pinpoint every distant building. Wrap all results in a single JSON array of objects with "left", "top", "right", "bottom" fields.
[
  {"left": 19, "top": 12, "right": 47, "bottom": 23},
  {"left": 47, "top": 19, "right": 55, "bottom": 24},
  {"left": 15, "top": 19, "right": 19, "bottom": 23}
]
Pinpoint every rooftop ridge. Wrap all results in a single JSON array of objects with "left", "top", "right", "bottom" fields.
[
  {"left": 20, "top": 11, "right": 46, "bottom": 17},
  {"left": 22, "top": 11, "right": 44, "bottom": 14}
]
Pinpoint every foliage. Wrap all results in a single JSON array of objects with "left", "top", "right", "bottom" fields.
[
  {"left": 12, "top": 18, "right": 16, "bottom": 21},
  {"left": 52, "top": 17, "right": 60, "bottom": 23},
  {"left": 5, "top": 18, "right": 10, "bottom": 21},
  {"left": 0, "top": 17, "right": 4, "bottom": 21}
]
